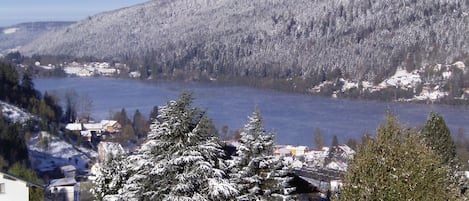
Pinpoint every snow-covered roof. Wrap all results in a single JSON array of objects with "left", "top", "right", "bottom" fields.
[
  {"left": 83, "top": 123, "right": 103, "bottom": 131},
  {"left": 337, "top": 145, "right": 355, "bottom": 156},
  {"left": 60, "top": 165, "right": 76, "bottom": 173},
  {"left": 101, "top": 120, "right": 118, "bottom": 127},
  {"left": 326, "top": 161, "right": 348, "bottom": 172},
  {"left": 49, "top": 177, "right": 77, "bottom": 187},
  {"left": 65, "top": 123, "right": 82, "bottom": 131}
]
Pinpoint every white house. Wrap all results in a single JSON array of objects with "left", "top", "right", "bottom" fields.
[{"left": 0, "top": 171, "right": 44, "bottom": 201}]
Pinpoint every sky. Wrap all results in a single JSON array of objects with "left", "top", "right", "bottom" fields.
[{"left": 0, "top": 0, "right": 150, "bottom": 27}]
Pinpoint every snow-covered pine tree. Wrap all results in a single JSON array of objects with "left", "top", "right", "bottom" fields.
[
  {"left": 91, "top": 154, "right": 129, "bottom": 201},
  {"left": 231, "top": 108, "right": 294, "bottom": 201},
  {"left": 117, "top": 92, "right": 237, "bottom": 201}
]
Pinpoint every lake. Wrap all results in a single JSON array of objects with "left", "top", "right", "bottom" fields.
[{"left": 35, "top": 77, "right": 469, "bottom": 147}]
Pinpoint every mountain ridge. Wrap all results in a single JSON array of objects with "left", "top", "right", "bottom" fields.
[
  {"left": 0, "top": 21, "right": 74, "bottom": 55},
  {"left": 20, "top": 0, "right": 469, "bottom": 84}
]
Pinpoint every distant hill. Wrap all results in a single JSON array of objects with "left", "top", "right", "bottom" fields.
[
  {"left": 20, "top": 0, "right": 469, "bottom": 84},
  {"left": 0, "top": 21, "right": 74, "bottom": 55}
]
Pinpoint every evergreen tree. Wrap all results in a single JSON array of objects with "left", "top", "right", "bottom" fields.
[
  {"left": 114, "top": 108, "right": 131, "bottom": 126},
  {"left": 117, "top": 93, "right": 237, "bottom": 200},
  {"left": 421, "top": 112, "right": 457, "bottom": 165},
  {"left": 148, "top": 105, "right": 158, "bottom": 123},
  {"left": 341, "top": 113, "right": 455, "bottom": 200},
  {"left": 91, "top": 155, "right": 128, "bottom": 201},
  {"left": 132, "top": 109, "right": 148, "bottom": 139},
  {"left": 231, "top": 108, "right": 294, "bottom": 200},
  {"left": 313, "top": 128, "right": 325, "bottom": 149},
  {"left": 421, "top": 113, "right": 468, "bottom": 198},
  {"left": 326, "top": 135, "right": 339, "bottom": 165}
]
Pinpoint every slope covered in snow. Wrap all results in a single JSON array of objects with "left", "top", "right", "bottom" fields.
[
  {"left": 0, "top": 100, "right": 34, "bottom": 123},
  {"left": 20, "top": 0, "right": 469, "bottom": 83},
  {"left": 0, "top": 21, "right": 73, "bottom": 54},
  {"left": 27, "top": 131, "right": 97, "bottom": 173}
]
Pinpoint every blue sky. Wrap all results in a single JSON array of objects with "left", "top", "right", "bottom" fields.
[{"left": 0, "top": 0, "right": 149, "bottom": 27}]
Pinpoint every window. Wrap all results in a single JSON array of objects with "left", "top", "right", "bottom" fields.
[{"left": 0, "top": 183, "right": 5, "bottom": 193}]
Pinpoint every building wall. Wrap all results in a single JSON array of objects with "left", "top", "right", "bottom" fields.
[{"left": 0, "top": 174, "right": 29, "bottom": 201}]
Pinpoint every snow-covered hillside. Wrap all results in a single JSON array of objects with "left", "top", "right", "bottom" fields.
[
  {"left": 27, "top": 131, "right": 97, "bottom": 173},
  {"left": 20, "top": 0, "right": 469, "bottom": 83},
  {"left": 0, "top": 21, "right": 73, "bottom": 54},
  {"left": 0, "top": 100, "right": 34, "bottom": 123}
]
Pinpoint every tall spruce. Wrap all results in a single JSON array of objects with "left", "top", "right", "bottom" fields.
[
  {"left": 421, "top": 112, "right": 457, "bottom": 165},
  {"left": 117, "top": 93, "right": 237, "bottom": 200},
  {"left": 91, "top": 155, "right": 129, "bottom": 201},
  {"left": 341, "top": 113, "right": 455, "bottom": 200},
  {"left": 231, "top": 108, "right": 293, "bottom": 200},
  {"left": 421, "top": 113, "right": 468, "bottom": 199}
]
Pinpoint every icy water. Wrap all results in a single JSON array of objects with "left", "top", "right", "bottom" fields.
[{"left": 35, "top": 77, "right": 469, "bottom": 146}]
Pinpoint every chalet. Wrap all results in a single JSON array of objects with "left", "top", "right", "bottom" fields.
[
  {"left": 47, "top": 177, "right": 80, "bottom": 201},
  {"left": 0, "top": 171, "right": 45, "bottom": 201}
]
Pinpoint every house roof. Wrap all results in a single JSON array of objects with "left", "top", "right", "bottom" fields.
[
  {"left": 101, "top": 120, "right": 118, "bottom": 127},
  {"left": 49, "top": 177, "right": 77, "bottom": 187},
  {"left": 65, "top": 123, "right": 82, "bottom": 131},
  {"left": 83, "top": 123, "right": 102, "bottom": 131},
  {"left": 0, "top": 171, "right": 45, "bottom": 189},
  {"left": 60, "top": 165, "right": 76, "bottom": 172}
]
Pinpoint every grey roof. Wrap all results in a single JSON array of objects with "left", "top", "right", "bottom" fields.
[{"left": 48, "top": 177, "right": 77, "bottom": 187}]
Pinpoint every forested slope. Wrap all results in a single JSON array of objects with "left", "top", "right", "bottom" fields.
[{"left": 21, "top": 0, "right": 469, "bottom": 84}]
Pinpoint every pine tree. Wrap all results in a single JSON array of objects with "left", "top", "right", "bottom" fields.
[
  {"left": 231, "top": 108, "right": 294, "bottom": 201},
  {"left": 91, "top": 155, "right": 129, "bottom": 201},
  {"left": 421, "top": 113, "right": 468, "bottom": 199},
  {"left": 132, "top": 109, "right": 148, "bottom": 139},
  {"left": 117, "top": 93, "right": 237, "bottom": 200},
  {"left": 421, "top": 112, "right": 457, "bottom": 165},
  {"left": 341, "top": 113, "right": 455, "bottom": 200},
  {"left": 313, "top": 128, "right": 325, "bottom": 149}
]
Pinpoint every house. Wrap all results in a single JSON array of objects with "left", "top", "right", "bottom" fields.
[
  {"left": 275, "top": 145, "right": 308, "bottom": 157},
  {"left": 100, "top": 120, "right": 121, "bottom": 134},
  {"left": 0, "top": 171, "right": 44, "bottom": 201},
  {"left": 83, "top": 123, "right": 103, "bottom": 136},
  {"left": 47, "top": 177, "right": 80, "bottom": 201}
]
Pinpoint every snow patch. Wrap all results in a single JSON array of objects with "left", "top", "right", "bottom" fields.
[
  {"left": 0, "top": 101, "right": 34, "bottom": 123},
  {"left": 3, "top": 27, "right": 18, "bottom": 34},
  {"left": 380, "top": 67, "right": 421, "bottom": 89}
]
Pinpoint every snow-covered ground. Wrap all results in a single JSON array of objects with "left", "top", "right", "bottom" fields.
[
  {"left": 380, "top": 67, "right": 421, "bottom": 89},
  {"left": 3, "top": 27, "right": 18, "bottom": 34},
  {"left": 27, "top": 131, "right": 97, "bottom": 173},
  {"left": 0, "top": 101, "right": 34, "bottom": 123}
]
